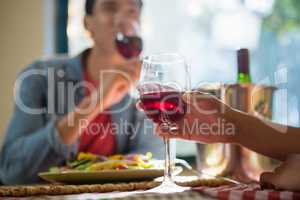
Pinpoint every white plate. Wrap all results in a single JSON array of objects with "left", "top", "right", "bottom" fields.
[{"left": 39, "top": 167, "right": 182, "bottom": 184}]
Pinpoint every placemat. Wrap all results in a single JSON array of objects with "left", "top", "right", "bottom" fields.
[{"left": 0, "top": 178, "right": 230, "bottom": 197}]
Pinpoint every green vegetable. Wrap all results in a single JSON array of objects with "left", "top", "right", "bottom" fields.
[
  {"left": 49, "top": 167, "right": 60, "bottom": 173},
  {"left": 75, "top": 161, "right": 93, "bottom": 170},
  {"left": 67, "top": 159, "right": 90, "bottom": 168}
]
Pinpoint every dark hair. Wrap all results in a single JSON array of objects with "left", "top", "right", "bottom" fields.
[{"left": 85, "top": 0, "right": 143, "bottom": 15}]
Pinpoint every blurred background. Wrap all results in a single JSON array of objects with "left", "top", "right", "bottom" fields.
[{"left": 0, "top": 0, "right": 300, "bottom": 159}]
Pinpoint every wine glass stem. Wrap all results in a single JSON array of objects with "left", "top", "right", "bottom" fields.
[{"left": 164, "top": 138, "right": 173, "bottom": 182}]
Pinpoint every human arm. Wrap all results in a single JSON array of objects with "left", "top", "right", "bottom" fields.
[
  {"left": 157, "top": 92, "right": 300, "bottom": 161},
  {"left": 57, "top": 58, "right": 141, "bottom": 145},
  {"left": 0, "top": 63, "right": 77, "bottom": 184},
  {"left": 233, "top": 109, "right": 300, "bottom": 161}
]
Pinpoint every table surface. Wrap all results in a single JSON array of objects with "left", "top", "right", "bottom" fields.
[{"left": 5, "top": 190, "right": 215, "bottom": 200}]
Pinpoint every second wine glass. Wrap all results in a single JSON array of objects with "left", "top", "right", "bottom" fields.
[
  {"left": 137, "top": 53, "right": 191, "bottom": 193},
  {"left": 115, "top": 20, "right": 143, "bottom": 59}
]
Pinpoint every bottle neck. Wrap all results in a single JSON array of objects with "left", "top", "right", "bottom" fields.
[
  {"left": 238, "top": 72, "right": 251, "bottom": 83},
  {"left": 237, "top": 48, "right": 251, "bottom": 83}
]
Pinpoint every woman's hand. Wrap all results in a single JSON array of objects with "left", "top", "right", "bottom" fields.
[
  {"left": 156, "top": 92, "right": 240, "bottom": 144},
  {"left": 57, "top": 58, "right": 141, "bottom": 145},
  {"left": 100, "top": 58, "right": 141, "bottom": 110},
  {"left": 260, "top": 155, "right": 300, "bottom": 191}
]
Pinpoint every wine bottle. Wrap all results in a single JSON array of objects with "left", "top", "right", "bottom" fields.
[{"left": 237, "top": 48, "right": 251, "bottom": 83}]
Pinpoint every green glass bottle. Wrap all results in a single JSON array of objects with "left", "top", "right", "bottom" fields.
[{"left": 237, "top": 48, "right": 252, "bottom": 83}]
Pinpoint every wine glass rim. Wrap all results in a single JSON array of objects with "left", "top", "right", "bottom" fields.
[{"left": 142, "top": 53, "right": 185, "bottom": 65}]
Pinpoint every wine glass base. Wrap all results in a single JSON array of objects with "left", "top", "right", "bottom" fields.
[{"left": 146, "top": 179, "right": 190, "bottom": 194}]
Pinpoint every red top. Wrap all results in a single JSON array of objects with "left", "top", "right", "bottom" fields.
[{"left": 78, "top": 67, "right": 116, "bottom": 156}]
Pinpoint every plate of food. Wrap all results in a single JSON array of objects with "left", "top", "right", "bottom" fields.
[{"left": 39, "top": 152, "right": 179, "bottom": 184}]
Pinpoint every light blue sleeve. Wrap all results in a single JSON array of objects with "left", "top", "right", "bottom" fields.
[{"left": 0, "top": 63, "right": 77, "bottom": 185}]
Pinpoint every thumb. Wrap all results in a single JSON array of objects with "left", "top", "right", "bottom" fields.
[{"left": 183, "top": 91, "right": 214, "bottom": 105}]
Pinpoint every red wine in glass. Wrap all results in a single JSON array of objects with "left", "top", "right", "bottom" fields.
[
  {"left": 116, "top": 33, "right": 143, "bottom": 59},
  {"left": 139, "top": 85, "right": 186, "bottom": 125}
]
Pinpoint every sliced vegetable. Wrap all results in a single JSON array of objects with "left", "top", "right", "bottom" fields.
[
  {"left": 115, "top": 164, "right": 129, "bottom": 170},
  {"left": 77, "top": 152, "right": 99, "bottom": 161},
  {"left": 49, "top": 152, "right": 156, "bottom": 172},
  {"left": 67, "top": 159, "right": 90, "bottom": 168},
  {"left": 109, "top": 154, "right": 124, "bottom": 160}
]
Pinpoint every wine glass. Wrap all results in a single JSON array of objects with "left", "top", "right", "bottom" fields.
[
  {"left": 115, "top": 19, "right": 143, "bottom": 59},
  {"left": 137, "top": 53, "right": 191, "bottom": 193}
]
